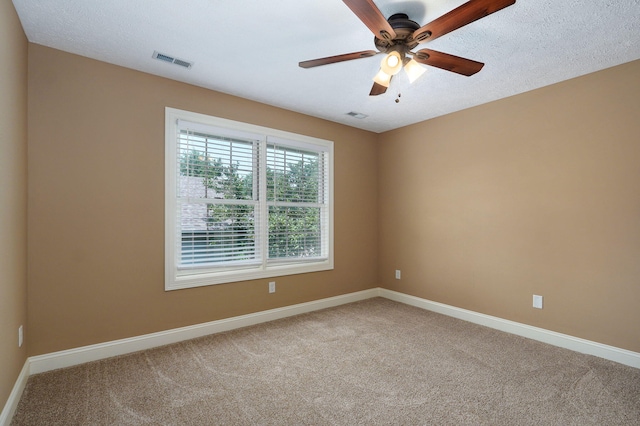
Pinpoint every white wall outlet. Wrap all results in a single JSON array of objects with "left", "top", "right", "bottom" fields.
[
  {"left": 533, "top": 295, "right": 543, "bottom": 309},
  {"left": 268, "top": 281, "right": 276, "bottom": 294},
  {"left": 395, "top": 270, "right": 401, "bottom": 280},
  {"left": 18, "top": 325, "right": 23, "bottom": 347}
]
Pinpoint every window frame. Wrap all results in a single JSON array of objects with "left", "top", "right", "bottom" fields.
[{"left": 165, "top": 107, "right": 334, "bottom": 291}]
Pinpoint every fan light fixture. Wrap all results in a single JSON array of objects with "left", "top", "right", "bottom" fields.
[
  {"left": 373, "top": 51, "right": 426, "bottom": 88},
  {"left": 373, "top": 51, "right": 403, "bottom": 88}
]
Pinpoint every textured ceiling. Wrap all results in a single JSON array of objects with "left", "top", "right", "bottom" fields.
[{"left": 12, "top": 0, "right": 640, "bottom": 133}]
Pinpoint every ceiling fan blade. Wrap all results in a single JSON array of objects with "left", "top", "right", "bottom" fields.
[
  {"left": 343, "top": 0, "right": 397, "bottom": 41},
  {"left": 299, "top": 50, "right": 378, "bottom": 69},
  {"left": 369, "top": 80, "right": 389, "bottom": 96},
  {"left": 413, "top": 49, "right": 484, "bottom": 76},
  {"left": 412, "top": 0, "right": 516, "bottom": 43}
]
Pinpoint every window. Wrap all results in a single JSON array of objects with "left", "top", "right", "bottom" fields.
[{"left": 165, "top": 108, "right": 333, "bottom": 290}]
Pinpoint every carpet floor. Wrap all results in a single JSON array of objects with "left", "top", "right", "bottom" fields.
[{"left": 11, "top": 298, "right": 640, "bottom": 425}]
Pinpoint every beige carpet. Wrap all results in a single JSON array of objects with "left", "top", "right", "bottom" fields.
[{"left": 12, "top": 298, "right": 640, "bottom": 425}]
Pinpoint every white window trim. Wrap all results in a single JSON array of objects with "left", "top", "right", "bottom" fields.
[{"left": 165, "top": 107, "right": 334, "bottom": 291}]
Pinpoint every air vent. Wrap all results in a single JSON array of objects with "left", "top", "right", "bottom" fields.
[
  {"left": 346, "top": 111, "right": 368, "bottom": 119},
  {"left": 152, "top": 51, "right": 193, "bottom": 69}
]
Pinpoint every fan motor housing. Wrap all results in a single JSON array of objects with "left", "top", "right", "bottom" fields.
[{"left": 374, "top": 13, "right": 420, "bottom": 54}]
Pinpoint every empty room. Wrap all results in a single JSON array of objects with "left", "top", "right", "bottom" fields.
[{"left": 2, "top": 0, "right": 639, "bottom": 424}]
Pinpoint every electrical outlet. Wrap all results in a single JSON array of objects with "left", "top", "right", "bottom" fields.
[
  {"left": 269, "top": 281, "right": 276, "bottom": 294},
  {"left": 533, "top": 295, "right": 543, "bottom": 309},
  {"left": 18, "top": 325, "right": 23, "bottom": 347},
  {"left": 395, "top": 270, "right": 401, "bottom": 280}
]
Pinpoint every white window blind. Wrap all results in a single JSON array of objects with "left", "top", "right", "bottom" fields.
[
  {"left": 177, "top": 122, "right": 260, "bottom": 268},
  {"left": 266, "top": 142, "right": 329, "bottom": 263},
  {"left": 166, "top": 108, "right": 333, "bottom": 290}
]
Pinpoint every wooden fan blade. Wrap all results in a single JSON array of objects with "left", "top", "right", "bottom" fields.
[
  {"left": 412, "top": 0, "right": 516, "bottom": 43},
  {"left": 369, "top": 80, "right": 389, "bottom": 96},
  {"left": 343, "top": 0, "right": 397, "bottom": 41},
  {"left": 413, "top": 49, "right": 484, "bottom": 76},
  {"left": 299, "top": 50, "right": 378, "bottom": 68}
]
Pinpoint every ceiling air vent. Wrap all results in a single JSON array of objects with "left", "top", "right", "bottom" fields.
[
  {"left": 346, "top": 111, "right": 368, "bottom": 119},
  {"left": 152, "top": 51, "right": 193, "bottom": 69}
]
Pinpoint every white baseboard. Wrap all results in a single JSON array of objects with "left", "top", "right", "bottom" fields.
[
  {"left": 29, "top": 288, "right": 380, "bottom": 375},
  {"left": 0, "top": 360, "right": 29, "bottom": 426},
  {"left": 379, "top": 288, "right": 640, "bottom": 369}
]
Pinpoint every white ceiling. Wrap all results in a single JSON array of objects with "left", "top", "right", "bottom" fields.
[{"left": 12, "top": 0, "right": 640, "bottom": 133}]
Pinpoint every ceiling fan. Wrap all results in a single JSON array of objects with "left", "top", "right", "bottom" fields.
[{"left": 299, "top": 0, "right": 516, "bottom": 96}]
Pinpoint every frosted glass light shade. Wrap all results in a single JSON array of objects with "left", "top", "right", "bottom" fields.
[
  {"left": 373, "top": 69, "right": 392, "bottom": 87},
  {"left": 380, "top": 51, "right": 402, "bottom": 76},
  {"left": 404, "top": 59, "right": 426, "bottom": 83}
]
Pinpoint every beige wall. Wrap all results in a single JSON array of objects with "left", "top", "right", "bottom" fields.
[
  {"left": 27, "top": 44, "right": 379, "bottom": 356},
  {"left": 378, "top": 60, "right": 640, "bottom": 352},
  {"left": 0, "top": 0, "right": 29, "bottom": 409}
]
